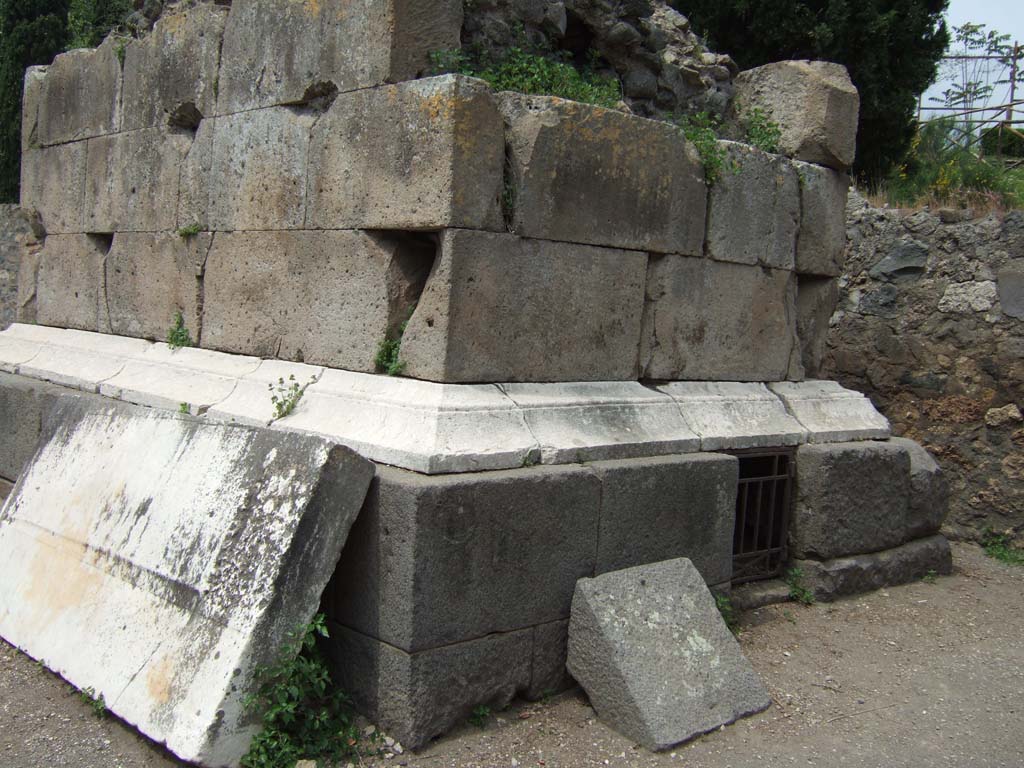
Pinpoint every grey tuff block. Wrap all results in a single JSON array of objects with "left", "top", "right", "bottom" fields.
[
  {"left": 567, "top": 558, "right": 771, "bottom": 751},
  {"left": 640, "top": 255, "right": 799, "bottom": 381},
  {"left": 795, "top": 275, "right": 840, "bottom": 378},
  {"left": 400, "top": 229, "right": 647, "bottom": 383},
  {"left": 498, "top": 92, "right": 706, "bottom": 255},
  {"left": 889, "top": 437, "right": 950, "bottom": 539},
  {"left": 35, "top": 37, "right": 121, "bottom": 146},
  {"left": 792, "top": 440, "right": 912, "bottom": 560},
  {"left": 34, "top": 234, "right": 108, "bottom": 332},
  {"left": 21, "top": 66, "right": 47, "bottom": 152},
  {"left": 323, "top": 464, "right": 601, "bottom": 652},
  {"left": 794, "top": 161, "right": 848, "bottom": 276},
  {"left": 20, "top": 142, "right": 88, "bottom": 234},
  {"left": 589, "top": 453, "right": 738, "bottom": 585}
]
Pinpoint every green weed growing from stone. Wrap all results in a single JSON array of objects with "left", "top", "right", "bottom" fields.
[
  {"left": 468, "top": 705, "right": 491, "bottom": 728},
  {"left": 745, "top": 107, "right": 782, "bottom": 154},
  {"left": 268, "top": 374, "right": 312, "bottom": 420},
  {"left": 981, "top": 529, "right": 1024, "bottom": 566},
  {"left": 177, "top": 223, "right": 201, "bottom": 238},
  {"left": 785, "top": 567, "right": 815, "bottom": 606},
  {"left": 715, "top": 594, "right": 740, "bottom": 635},
  {"left": 240, "top": 614, "right": 362, "bottom": 768},
  {"left": 166, "top": 311, "right": 193, "bottom": 350},
  {"left": 178, "top": 402, "right": 190, "bottom": 415},
  {"left": 79, "top": 686, "right": 106, "bottom": 718},
  {"left": 675, "top": 112, "right": 731, "bottom": 185},
  {"left": 922, "top": 569, "right": 938, "bottom": 584},
  {"left": 375, "top": 321, "right": 408, "bottom": 376}
]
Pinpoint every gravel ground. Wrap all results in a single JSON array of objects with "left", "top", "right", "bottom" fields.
[{"left": 2, "top": 542, "right": 1022, "bottom": 768}]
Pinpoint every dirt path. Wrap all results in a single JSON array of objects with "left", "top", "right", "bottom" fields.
[{"left": 3, "top": 542, "right": 1022, "bottom": 768}]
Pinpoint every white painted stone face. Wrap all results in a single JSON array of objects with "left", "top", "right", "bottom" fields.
[{"left": 0, "top": 397, "right": 374, "bottom": 766}]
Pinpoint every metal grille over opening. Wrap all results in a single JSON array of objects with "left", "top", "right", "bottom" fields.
[{"left": 730, "top": 449, "right": 794, "bottom": 584}]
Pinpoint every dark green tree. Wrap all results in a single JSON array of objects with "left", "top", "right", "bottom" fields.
[
  {"left": 67, "top": 0, "right": 132, "bottom": 49},
  {"left": 0, "top": 0, "right": 70, "bottom": 202},
  {"left": 677, "top": 0, "right": 950, "bottom": 184}
]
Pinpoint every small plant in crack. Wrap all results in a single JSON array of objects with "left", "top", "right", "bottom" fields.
[
  {"left": 178, "top": 402, "right": 191, "bottom": 415},
  {"left": 177, "top": 223, "right": 201, "bottom": 238},
  {"left": 166, "top": 311, "right": 193, "bottom": 350},
  {"left": 468, "top": 705, "right": 491, "bottom": 728},
  {"left": 268, "top": 374, "right": 314, "bottom": 420},
  {"left": 715, "top": 593, "right": 740, "bottom": 635},
  {"left": 785, "top": 567, "right": 815, "bottom": 606},
  {"left": 79, "top": 686, "right": 107, "bottom": 718},
  {"left": 375, "top": 321, "right": 408, "bottom": 377}
]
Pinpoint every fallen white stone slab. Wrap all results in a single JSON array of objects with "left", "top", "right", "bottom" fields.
[
  {"left": 769, "top": 380, "right": 890, "bottom": 442},
  {"left": 567, "top": 558, "right": 771, "bottom": 751},
  {"left": 0, "top": 396, "right": 374, "bottom": 767},
  {"left": 658, "top": 382, "right": 808, "bottom": 450}
]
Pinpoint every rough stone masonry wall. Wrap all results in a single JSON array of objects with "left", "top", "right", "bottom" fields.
[
  {"left": 825, "top": 195, "right": 1024, "bottom": 540},
  {"left": 16, "top": 0, "right": 857, "bottom": 385}
]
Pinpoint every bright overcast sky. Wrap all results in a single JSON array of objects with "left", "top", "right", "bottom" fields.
[{"left": 922, "top": 0, "right": 1024, "bottom": 117}]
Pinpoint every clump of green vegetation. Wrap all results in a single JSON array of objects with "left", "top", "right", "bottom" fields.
[
  {"left": 714, "top": 593, "right": 740, "bottom": 635},
  {"left": 745, "top": 107, "right": 782, "bottom": 154},
  {"left": 166, "top": 311, "right": 193, "bottom": 350},
  {"left": 981, "top": 529, "right": 1024, "bottom": 566},
  {"left": 178, "top": 402, "right": 190, "bottom": 415},
  {"left": 177, "top": 223, "right": 201, "bottom": 238},
  {"left": 785, "top": 567, "right": 815, "bottom": 606},
  {"left": 67, "top": 0, "right": 133, "bottom": 50},
  {"left": 375, "top": 321, "right": 409, "bottom": 377},
  {"left": 922, "top": 569, "right": 938, "bottom": 584},
  {"left": 268, "top": 374, "right": 313, "bottom": 420},
  {"left": 79, "top": 686, "right": 106, "bottom": 718},
  {"left": 241, "top": 614, "right": 363, "bottom": 768},
  {"left": 675, "top": 112, "right": 732, "bottom": 185},
  {"left": 468, "top": 705, "right": 491, "bottom": 728}
]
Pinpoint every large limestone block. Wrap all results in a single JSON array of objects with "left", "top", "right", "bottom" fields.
[
  {"left": 202, "top": 230, "right": 433, "bottom": 371},
  {"left": 306, "top": 76, "right": 504, "bottom": 232},
  {"left": 640, "top": 256, "right": 799, "bottom": 381},
  {"left": 589, "top": 454, "right": 737, "bottom": 584},
  {"left": 33, "top": 234, "right": 108, "bottom": 332},
  {"left": 121, "top": 4, "right": 228, "bottom": 131},
  {"left": 19, "top": 142, "right": 87, "bottom": 234},
  {"left": 792, "top": 440, "right": 912, "bottom": 560},
  {"left": 498, "top": 93, "right": 707, "bottom": 255},
  {"left": 401, "top": 230, "right": 647, "bottom": 383},
  {"left": 733, "top": 61, "right": 859, "bottom": 170},
  {"left": 104, "top": 232, "right": 209, "bottom": 341},
  {"left": 217, "top": 0, "right": 462, "bottom": 114},
  {"left": 0, "top": 396, "right": 374, "bottom": 766},
  {"left": 323, "top": 464, "right": 601, "bottom": 653},
  {"left": 889, "top": 437, "right": 949, "bottom": 539},
  {"left": 21, "top": 66, "right": 47, "bottom": 151},
  {"left": 567, "top": 559, "right": 771, "bottom": 751},
  {"left": 769, "top": 380, "right": 891, "bottom": 442},
  {"left": 706, "top": 141, "right": 799, "bottom": 269},
  {"left": 794, "top": 161, "right": 848, "bottom": 276},
  {"left": 35, "top": 37, "right": 122, "bottom": 146},
  {"left": 795, "top": 276, "right": 840, "bottom": 378},
  {"left": 85, "top": 128, "right": 194, "bottom": 232}
]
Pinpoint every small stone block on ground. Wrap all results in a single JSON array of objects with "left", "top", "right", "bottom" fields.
[
  {"left": 568, "top": 558, "right": 771, "bottom": 751},
  {"left": 0, "top": 396, "right": 374, "bottom": 766}
]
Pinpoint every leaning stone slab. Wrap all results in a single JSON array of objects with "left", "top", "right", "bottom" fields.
[
  {"left": 498, "top": 93, "right": 706, "bottom": 255},
  {"left": 121, "top": 4, "right": 228, "bottom": 131},
  {"left": 658, "top": 381, "right": 807, "bottom": 450},
  {"left": 732, "top": 61, "right": 859, "bottom": 170},
  {"left": 795, "top": 277, "right": 840, "bottom": 378},
  {"left": 793, "top": 535, "right": 953, "bottom": 601},
  {"left": 792, "top": 440, "right": 911, "bottom": 560},
  {"left": 640, "top": 256, "right": 798, "bottom": 381},
  {"left": 35, "top": 37, "right": 121, "bottom": 146},
  {"left": 498, "top": 382, "right": 699, "bottom": 464},
  {"left": 202, "top": 230, "right": 434, "bottom": 371},
  {"left": 769, "top": 380, "right": 890, "bottom": 442},
  {"left": 0, "top": 372, "right": 64, "bottom": 481},
  {"left": 706, "top": 141, "right": 799, "bottom": 269},
  {"left": 216, "top": 0, "right": 462, "bottom": 114},
  {"left": 33, "top": 234, "right": 108, "bottom": 332},
  {"left": 889, "top": 437, "right": 949, "bottom": 539},
  {"left": 19, "top": 142, "right": 88, "bottom": 234},
  {"left": 794, "top": 161, "right": 848, "bottom": 276},
  {"left": 0, "top": 396, "right": 374, "bottom": 767},
  {"left": 567, "top": 559, "right": 771, "bottom": 751},
  {"left": 306, "top": 76, "right": 504, "bottom": 232},
  {"left": 401, "top": 229, "right": 647, "bottom": 383}
]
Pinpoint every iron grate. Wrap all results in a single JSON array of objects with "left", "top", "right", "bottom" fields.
[{"left": 729, "top": 448, "right": 794, "bottom": 584}]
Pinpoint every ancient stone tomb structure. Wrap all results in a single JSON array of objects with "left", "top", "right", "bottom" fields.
[{"left": 0, "top": 0, "right": 953, "bottom": 763}]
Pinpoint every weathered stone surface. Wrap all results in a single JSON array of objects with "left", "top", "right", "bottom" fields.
[
  {"left": 21, "top": 66, "right": 47, "bottom": 152},
  {"left": 730, "top": 579, "right": 791, "bottom": 612},
  {"left": 526, "top": 619, "right": 575, "bottom": 700},
  {"left": 35, "top": 37, "right": 121, "bottom": 146},
  {"left": 0, "top": 396, "right": 374, "bottom": 767},
  {"left": 796, "top": 276, "right": 840, "bottom": 378},
  {"left": 889, "top": 437, "right": 949, "bottom": 539},
  {"left": 706, "top": 141, "right": 799, "bottom": 269},
  {"left": 34, "top": 234, "right": 107, "bottom": 332},
  {"left": 997, "top": 267, "right": 1024, "bottom": 319},
  {"left": 306, "top": 76, "right": 504, "bottom": 232},
  {"left": 121, "top": 4, "right": 228, "bottom": 131},
  {"left": 657, "top": 382, "right": 807, "bottom": 450},
  {"left": 85, "top": 128, "right": 194, "bottom": 233},
  {"left": 202, "top": 230, "right": 433, "bottom": 371},
  {"left": 793, "top": 535, "right": 953, "bottom": 602},
  {"left": 567, "top": 559, "right": 771, "bottom": 751},
  {"left": 498, "top": 93, "right": 706, "bottom": 255},
  {"left": 202, "top": 359, "right": 324, "bottom": 425},
  {"left": 0, "top": 207, "right": 42, "bottom": 330},
  {"left": 326, "top": 622, "right": 532, "bottom": 750},
  {"left": 104, "top": 232, "right": 209, "bottom": 341},
  {"left": 401, "top": 230, "right": 647, "bottom": 383},
  {"left": 769, "top": 380, "right": 891, "bottom": 442},
  {"left": 794, "top": 161, "right": 848, "bottom": 276},
  {"left": 640, "top": 256, "right": 798, "bottom": 381},
  {"left": 733, "top": 61, "right": 859, "bottom": 170},
  {"left": 792, "top": 440, "right": 912, "bottom": 560},
  {"left": 0, "top": 372, "right": 63, "bottom": 481},
  {"left": 0, "top": 477, "right": 11, "bottom": 502},
  {"left": 216, "top": 0, "right": 462, "bottom": 113},
  {"left": 589, "top": 454, "right": 737, "bottom": 584},
  {"left": 323, "top": 464, "right": 601, "bottom": 653},
  {"left": 20, "top": 142, "right": 88, "bottom": 234}
]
